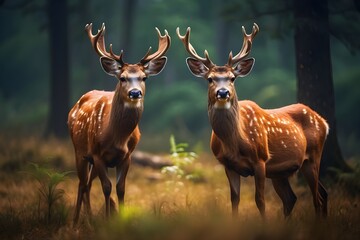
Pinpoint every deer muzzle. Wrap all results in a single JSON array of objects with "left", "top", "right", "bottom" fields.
[
  {"left": 216, "top": 88, "right": 230, "bottom": 100},
  {"left": 128, "top": 89, "right": 143, "bottom": 100}
]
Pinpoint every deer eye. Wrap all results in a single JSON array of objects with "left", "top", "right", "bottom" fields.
[
  {"left": 230, "top": 77, "right": 235, "bottom": 82},
  {"left": 142, "top": 77, "right": 147, "bottom": 82},
  {"left": 207, "top": 78, "right": 213, "bottom": 83},
  {"left": 119, "top": 77, "right": 126, "bottom": 82}
]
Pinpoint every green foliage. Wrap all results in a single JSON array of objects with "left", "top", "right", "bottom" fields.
[
  {"left": 328, "top": 164, "right": 360, "bottom": 196},
  {"left": 1, "top": 0, "right": 359, "bottom": 158},
  {"left": 27, "top": 163, "right": 71, "bottom": 224},
  {"left": 161, "top": 135, "right": 205, "bottom": 183}
]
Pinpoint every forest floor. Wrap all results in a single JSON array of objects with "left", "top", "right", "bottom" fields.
[{"left": 0, "top": 136, "right": 359, "bottom": 240}]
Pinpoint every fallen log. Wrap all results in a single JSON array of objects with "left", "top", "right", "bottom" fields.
[{"left": 132, "top": 151, "right": 172, "bottom": 169}]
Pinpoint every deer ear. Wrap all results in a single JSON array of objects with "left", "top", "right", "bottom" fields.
[
  {"left": 144, "top": 57, "right": 167, "bottom": 76},
  {"left": 100, "top": 57, "right": 121, "bottom": 76},
  {"left": 186, "top": 57, "right": 209, "bottom": 78},
  {"left": 233, "top": 58, "right": 255, "bottom": 77}
]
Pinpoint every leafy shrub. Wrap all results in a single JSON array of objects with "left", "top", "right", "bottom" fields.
[
  {"left": 328, "top": 164, "right": 360, "bottom": 196},
  {"left": 161, "top": 135, "right": 205, "bottom": 184}
]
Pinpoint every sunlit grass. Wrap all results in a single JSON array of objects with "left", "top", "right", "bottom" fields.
[{"left": 0, "top": 136, "right": 359, "bottom": 239}]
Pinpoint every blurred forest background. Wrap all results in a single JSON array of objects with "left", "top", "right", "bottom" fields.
[{"left": 0, "top": 0, "right": 359, "bottom": 166}]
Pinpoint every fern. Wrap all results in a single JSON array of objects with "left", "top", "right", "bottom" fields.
[{"left": 28, "top": 163, "right": 71, "bottom": 223}]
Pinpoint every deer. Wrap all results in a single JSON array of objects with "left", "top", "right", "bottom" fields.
[
  {"left": 177, "top": 23, "right": 328, "bottom": 219},
  {"left": 68, "top": 23, "right": 170, "bottom": 225}
]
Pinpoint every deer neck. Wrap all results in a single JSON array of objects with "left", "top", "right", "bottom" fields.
[
  {"left": 108, "top": 84, "right": 143, "bottom": 146},
  {"left": 208, "top": 93, "right": 249, "bottom": 152}
]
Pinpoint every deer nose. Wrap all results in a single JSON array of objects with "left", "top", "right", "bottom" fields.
[
  {"left": 216, "top": 88, "right": 230, "bottom": 100},
  {"left": 128, "top": 89, "right": 142, "bottom": 99}
]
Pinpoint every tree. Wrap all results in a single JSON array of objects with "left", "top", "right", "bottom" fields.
[
  {"left": 45, "top": 0, "right": 70, "bottom": 138},
  {"left": 294, "top": 0, "right": 351, "bottom": 175}
]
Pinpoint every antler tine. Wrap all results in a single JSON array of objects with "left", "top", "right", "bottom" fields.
[
  {"left": 227, "top": 23, "right": 259, "bottom": 66},
  {"left": 176, "top": 27, "right": 214, "bottom": 68},
  {"left": 140, "top": 27, "right": 171, "bottom": 65},
  {"left": 109, "top": 44, "right": 124, "bottom": 64},
  {"left": 85, "top": 23, "right": 124, "bottom": 65}
]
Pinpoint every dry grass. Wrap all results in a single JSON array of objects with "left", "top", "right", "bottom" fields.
[{"left": 0, "top": 136, "right": 359, "bottom": 240}]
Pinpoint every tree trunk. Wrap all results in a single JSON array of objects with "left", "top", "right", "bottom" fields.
[
  {"left": 45, "top": 0, "right": 70, "bottom": 138},
  {"left": 293, "top": 0, "right": 351, "bottom": 176},
  {"left": 121, "top": 0, "right": 137, "bottom": 61},
  {"left": 215, "top": 0, "right": 230, "bottom": 64}
]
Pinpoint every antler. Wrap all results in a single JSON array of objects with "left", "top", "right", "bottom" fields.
[
  {"left": 140, "top": 28, "right": 171, "bottom": 65},
  {"left": 176, "top": 27, "right": 215, "bottom": 69},
  {"left": 227, "top": 23, "right": 259, "bottom": 66},
  {"left": 85, "top": 23, "right": 124, "bottom": 65}
]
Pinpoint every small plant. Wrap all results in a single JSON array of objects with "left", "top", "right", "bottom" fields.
[
  {"left": 27, "top": 163, "right": 71, "bottom": 223},
  {"left": 328, "top": 164, "right": 360, "bottom": 196},
  {"left": 161, "top": 135, "right": 204, "bottom": 183}
]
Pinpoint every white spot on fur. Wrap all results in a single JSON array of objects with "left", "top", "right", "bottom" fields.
[
  {"left": 246, "top": 105, "right": 255, "bottom": 113},
  {"left": 303, "top": 108, "right": 307, "bottom": 115},
  {"left": 98, "top": 102, "right": 105, "bottom": 122},
  {"left": 71, "top": 110, "right": 77, "bottom": 119},
  {"left": 315, "top": 118, "right": 320, "bottom": 130}
]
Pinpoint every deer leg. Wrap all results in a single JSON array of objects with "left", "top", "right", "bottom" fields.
[
  {"left": 73, "top": 182, "right": 85, "bottom": 226},
  {"left": 300, "top": 159, "right": 322, "bottom": 217},
  {"left": 254, "top": 160, "right": 266, "bottom": 219},
  {"left": 94, "top": 157, "right": 112, "bottom": 218},
  {"left": 83, "top": 163, "right": 96, "bottom": 218},
  {"left": 318, "top": 181, "right": 328, "bottom": 217},
  {"left": 73, "top": 155, "right": 88, "bottom": 226},
  {"left": 116, "top": 158, "right": 130, "bottom": 208},
  {"left": 271, "top": 178, "right": 297, "bottom": 218},
  {"left": 225, "top": 167, "right": 241, "bottom": 217}
]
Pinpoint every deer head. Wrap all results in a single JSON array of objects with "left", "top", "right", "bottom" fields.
[
  {"left": 86, "top": 23, "right": 171, "bottom": 106},
  {"left": 176, "top": 24, "right": 258, "bottom": 109}
]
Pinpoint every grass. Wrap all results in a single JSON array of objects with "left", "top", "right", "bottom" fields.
[{"left": 0, "top": 135, "right": 359, "bottom": 240}]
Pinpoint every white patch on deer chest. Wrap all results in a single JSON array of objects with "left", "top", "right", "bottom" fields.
[{"left": 124, "top": 100, "right": 142, "bottom": 109}]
